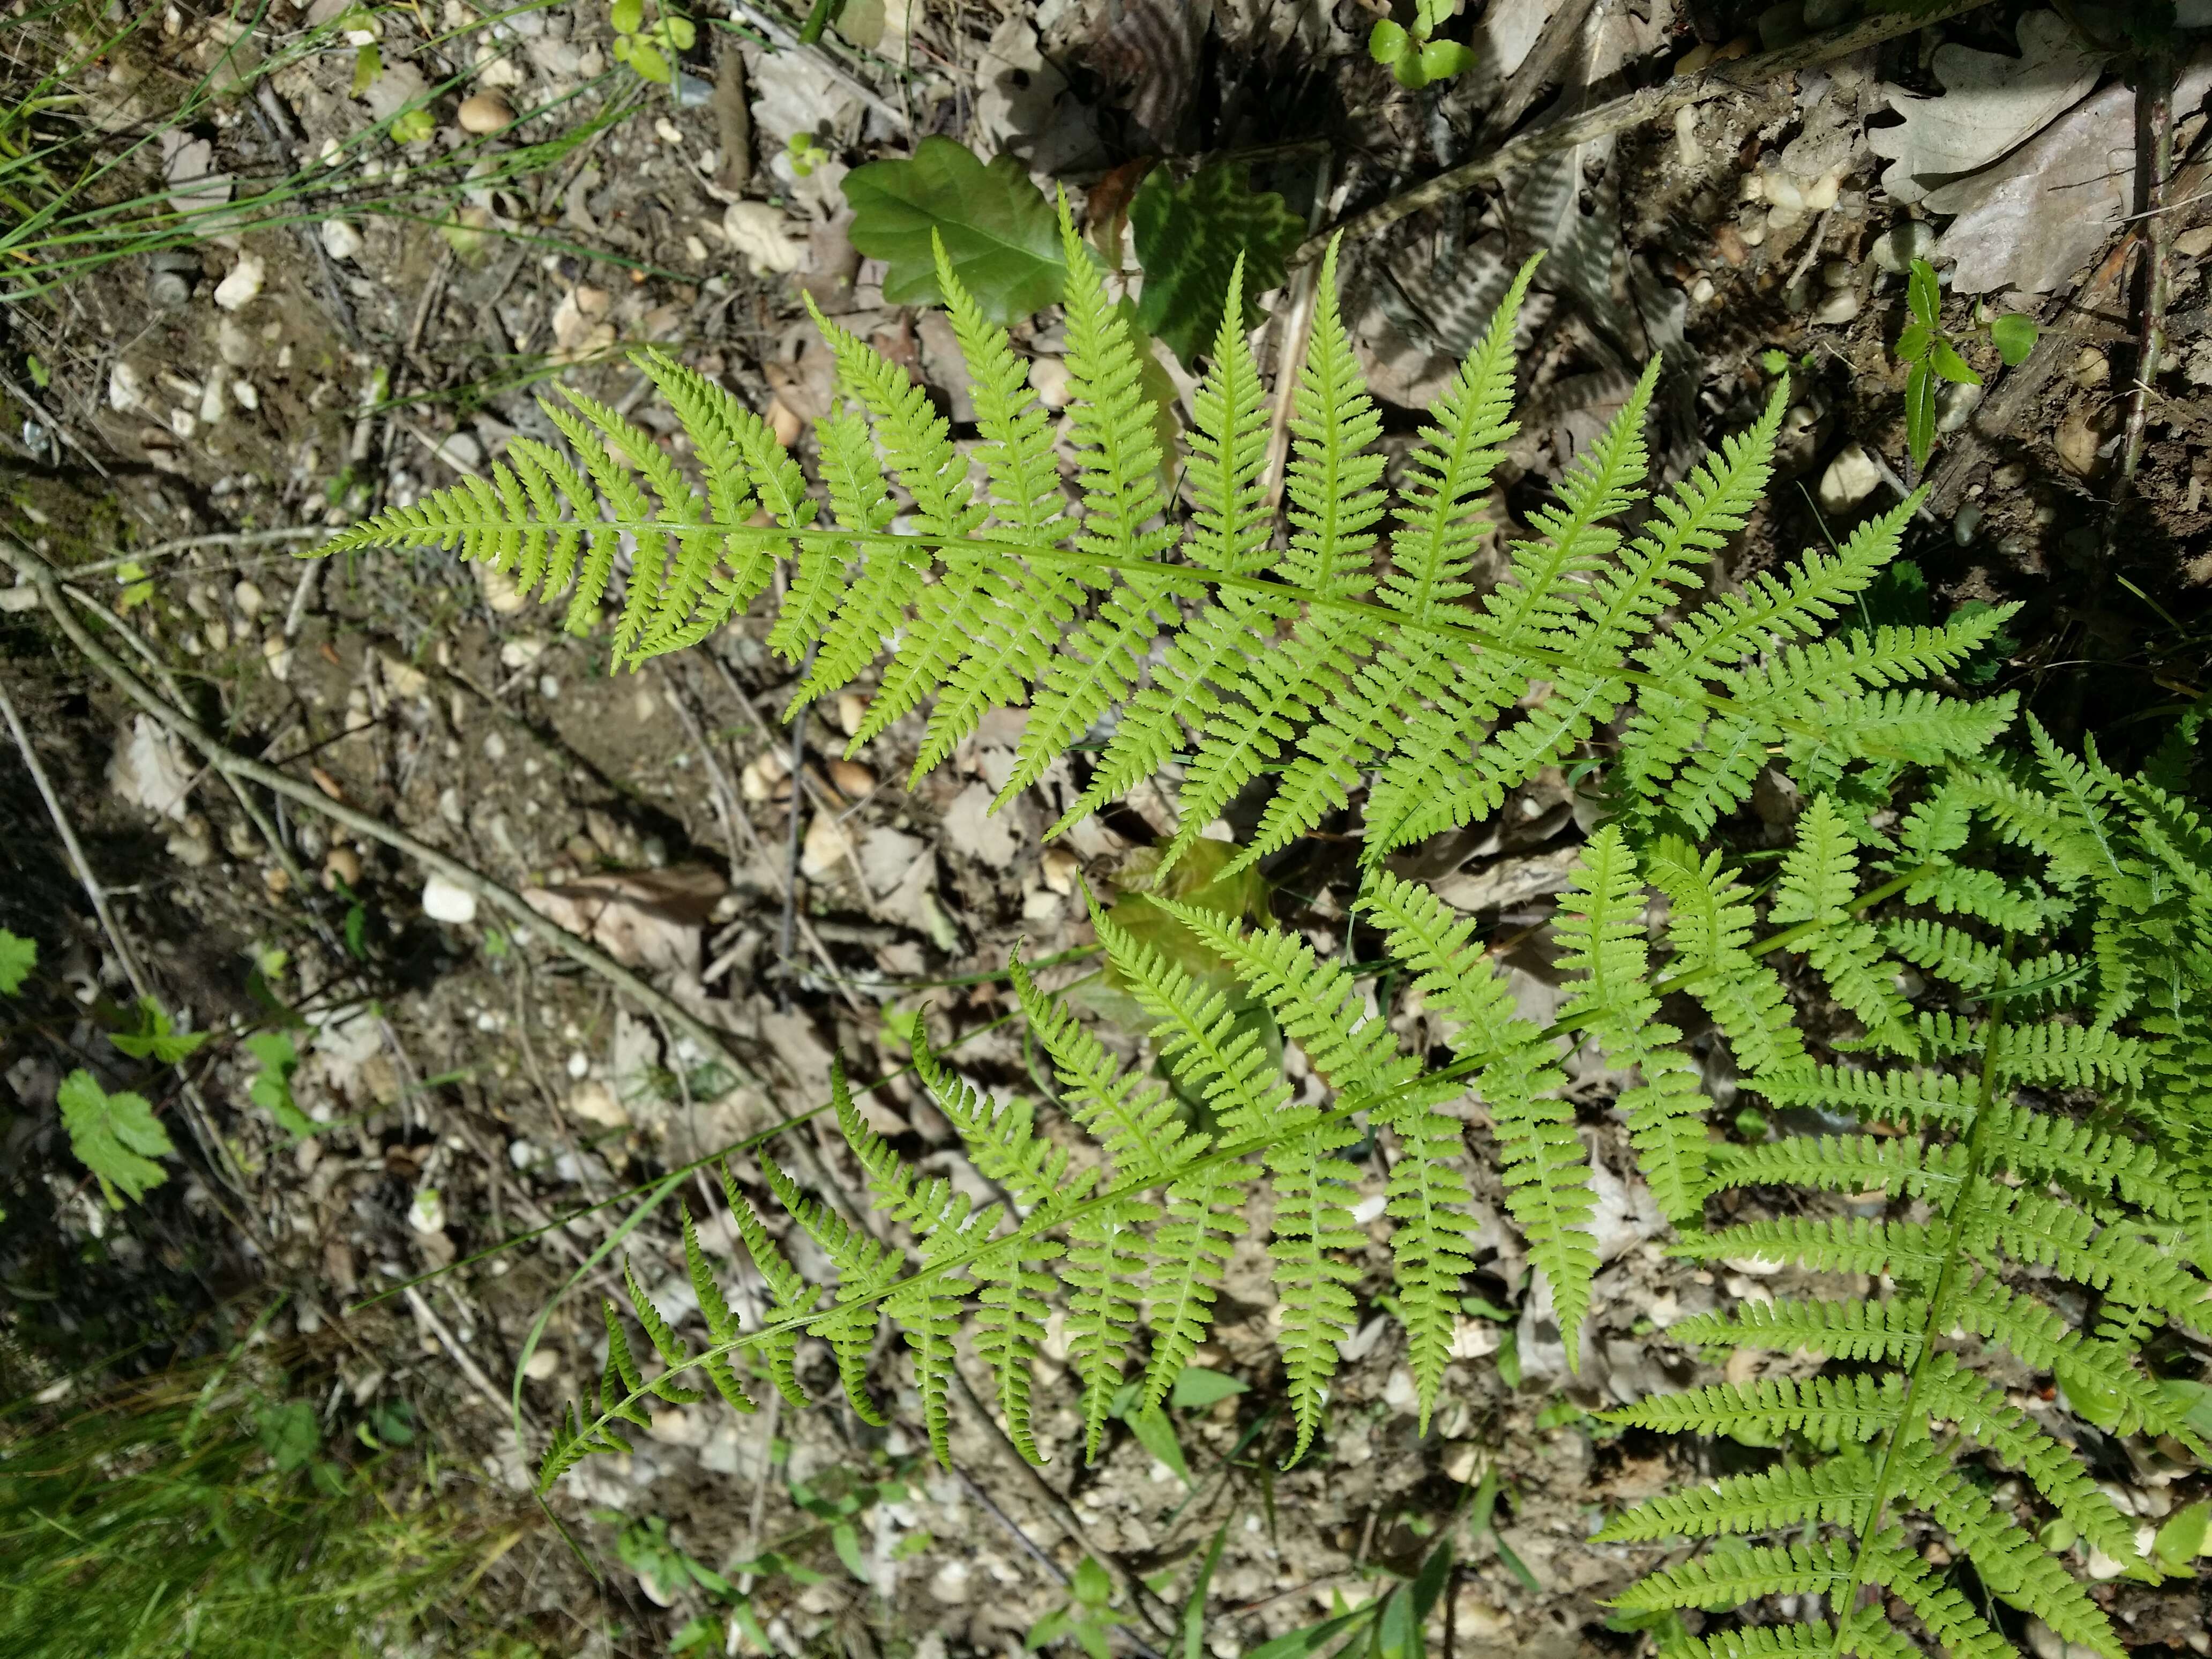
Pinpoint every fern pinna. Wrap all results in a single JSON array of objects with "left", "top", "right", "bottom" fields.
[{"left": 327, "top": 204, "right": 2009, "bottom": 878}]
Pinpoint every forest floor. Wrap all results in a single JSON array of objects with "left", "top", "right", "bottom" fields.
[{"left": 3, "top": 2, "right": 2210, "bottom": 1656}]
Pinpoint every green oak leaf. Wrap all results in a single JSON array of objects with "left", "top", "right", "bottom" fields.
[
  {"left": 843, "top": 137, "right": 1069, "bottom": 325},
  {"left": 1131, "top": 161, "right": 1304, "bottom": 370},
  {"left": 59, "top": 1069, "right": 174, "bottom": 1205}
]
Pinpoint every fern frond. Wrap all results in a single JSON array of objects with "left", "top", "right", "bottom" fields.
[
  {"left": 679, "top": 1204, "right": 759, "bottom": 1414},
  {"left": 719, "top": 1161, "right": 815, "bottom": 1410},
  {"left": 1362, "top": 871, "right": 1594, "bottom": 1364},
  {"left": 1594, "top": 1447, "right": 1877, "bottom": 1542},
  {"left": 760, "top": 1154, "right": 902, "bottom": 1429},
  {"left": 1002, "top": 195, "right": 1180, "bottom": 806},
  {"left": 1648, "top": 835, "right": 1804, "bottom": 1075},
  {"left": 1053, "top": 259, "right": 1281, "bottom": 834},
  {"left": 1770, "top": 794, "right": 1912, "bottom": 1037},
  {"left": 1242, "top": 255, "right": 1538, "bottom": 868},
  {"left": 1668, "top": 1295, "right": 1930, "bottom": 1365},
  {"left": 1605, "top": 1372, "right": 1903, "bottom": 1442},
  {"left": 901, "top": 233, "right": 1083, "bottom": 774},
  {"left": 1607, "top": 1534, "right": 1860, "bottom": 1613}
]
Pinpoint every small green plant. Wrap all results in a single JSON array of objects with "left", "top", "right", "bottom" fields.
[
  {"left": 1026, "top": 1556, "right": 1127, "bottom": 1659},
  {"left": 784, "top": 131, "right": 825, "bottom": 177},
  {"left": 1369, "top": 0, "right": 1477, "bottom": 90},
  {"left": 57, "top": 1071, "right": 173, "bottom": 1206},
  {"left": 610, "top": 0, "right": 697, "bottom": 85},
  {"left": 0, "top": 926, "right": 35, "bottom": 995},
  {"left": 1895, "top": 256, "right": 2037, "bottom": 471}
]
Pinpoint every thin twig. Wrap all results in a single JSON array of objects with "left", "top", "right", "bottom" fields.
[
  {"left": 68, "top": 527, "right": 330, "bottom": 578},
  {"left": 2109, "top": 44, "right": 2178, "bottom": 546},
  {"left": 405, "top": 1283, "right": 526, "bottom": 1422},
  {"left": 0, "top": 679, "right": 251, "bottom": 1200},
  {"left": 1295, "top": 0, "right": 1991, "bottom": 262},
  {"left": 3, "top": 534, "right": 772, "bottom": 1097},
  {"left": 778, "top": 647, "right": 814, "bottom": 1012}
]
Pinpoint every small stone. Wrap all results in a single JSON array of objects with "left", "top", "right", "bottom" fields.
[
  {"left": 1802, "top": 170, "right": 1840, "bottom": 212},
  {"left": 801, "top": 813, "right": 854, "bottom": 880},
  {"left": 232, "top": 578, "right": 265, "bottom": 618},
  {"left": 1382, "top": 1367, "right": 1419, "bottom": 1413},
  {"left": 421, "top": 872, "right": 478, "bottom": 924},
  {"left": 1871, "top": 219, "right": 1937, "bottom": 274},
  {"left": 498, "top": 637, "right": 545, "bottom": 670},
  {"left": 523, "top": 1348, "right": 561, "bottom": 1380},
  {"left": 166, "top": 816, "right": 214, "bottom": 868},
  {"left": 1029, "top": 356, "right": 1073, "bottom": 408},
  {"left": 1821, "top": 259, "right": 1853, "bottom": 288},
  {"left": 1712, "top": 223, "right": 1748, "bottom": 265},
  {"left": 566, "top": 1079, "right": 630, "bottom": 1128},
  {"left": 476, "top": 561, "right": 527, "bottom": 614},
  {"left": 2176, "top": 226, "right": 2212, "bottom": 260},
  {"left": 928, "top": 1560, "right": 972, "bottom": 1605},
  {"left": 1817, "top": 443, "right": 1882, "bottom": 515},
  {"left": 1936, "top": 379, "right": 1982, "bottom": 434},
  {"left": 408, "top": 1187, "right": 446, "bottom": 1234},
  {"left": 457, "top": 93, "right": 513, "bottom": 134},
  {"left": 2054, "top": 408, "right": 2106, "bottom": 479},
  {"left": 231, "top": 378, "right": 259, "bottom": 411},
  {"left": 536, "top": 672, "right": 560, "bottom": 700},
  {"left": 1440, "top": 1440, "right": 1482, "bottom": 1484},
  {"left": 828, "top": 758, "right": 876, "bottom": 798},
  {"left": 1952, "top": 502, "right": 1983, "bottom": 545},
  {"left": 1040, "top": 846, "right": 1082, "bottom": 896},
  {"left": 1992, "top": 461, "right": 2028, "bottom": 490},
  {"left": 1813, "top": 287, "right": 1860, "bottom": 325},
  {"left": 320, "top": 219, "right": 364, "bottom": 260},
  {"left": 2069, "top": 347, "right": 2109, "bottom": 389},
  {"left": 1688, "top": 275, "right": 1715, "bottom": 305},
  {"left": 1762, "top": 171, "right": 1805, "bottom": 214},
  {"left": 323, "top": 846, "right": 362, "bottom": 888},
  {"left": 834, "top": 691, "right": 868, "bottom": 737},
  {"left": 213, "top": 252, "right": 264, "bottom": 311}
]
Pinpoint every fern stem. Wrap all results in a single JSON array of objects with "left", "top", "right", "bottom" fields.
[{"left": 1824, "top": 961, "right": 2012, "bottom": 1650}]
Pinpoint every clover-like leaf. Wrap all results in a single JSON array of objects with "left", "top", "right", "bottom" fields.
[
  {"left": 1990, "top": 311, "right": 2038, "bottom": 366},
  {"left": 59, "top": 1069, "right": 174, "bottom": 1205},
  {"left": 844, "top": 137, "right": 1069, "bottom": 325},
  {"left": 1369, "top": 18, "right": 1410, "bottom": 64}
]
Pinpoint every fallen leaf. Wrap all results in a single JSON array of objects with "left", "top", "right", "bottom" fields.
[
  {"left": 1867, "top": 12, "right": 2107, "bottom": 206},
  {"left": 1130, "top": 162, "right": 1305, "bottom": 369},
  {"left": 722, "top": 200, "right": 807, "bottom": 276},
  {"left": 941, "top": 782, "right": 1023, "bottom": 870},
  {"left": 1430, "top": 848, "right": 1582, "bottom": 914},
  {"left": 109, "top": 715, "right": 193, "bottom": 821},
  {"left": 522, "top": 865, "right": 727, "bottom": 975},
  {"left": 1929, "top": 59, "right": 2212, "bottom": 294}
]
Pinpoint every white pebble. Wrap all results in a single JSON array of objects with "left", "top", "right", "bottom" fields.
[
  {"left": 1817, "top": 443, "right": 1882, "bottom": 515},
  {"left": 213, "top": 252, "right": 264, "bottom": 311},
  {"left": 421, "top": 872, "right": 479, "bottom": 923},
  {"left": 321, "top": 219, "right": 364, "bottom": 260},
  {"left": 1813, "top": 288, "right": 1861, "bottom": 325},
  {"left": 1953, "top": 502, "right": 1984, "bottom": 545},
  {"left": 565, "top": 1049, "right": 591, "bottom": 1078},
  {"left": 232, "top": 579, "right": 265, "bottom": 618},
  {"left": 1872, "top": 220, "right": 1937, "bottom": 275}
]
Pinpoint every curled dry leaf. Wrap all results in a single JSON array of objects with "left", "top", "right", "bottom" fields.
[
  {"left": 522, "top": 865, "right": 727, "bottom": 976},
  {"left": 1866, "top": 12, "right": 2106, "bottom": 206},
  {"left": 721, "top": 200, "right": 807, "bottom": 276}
]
